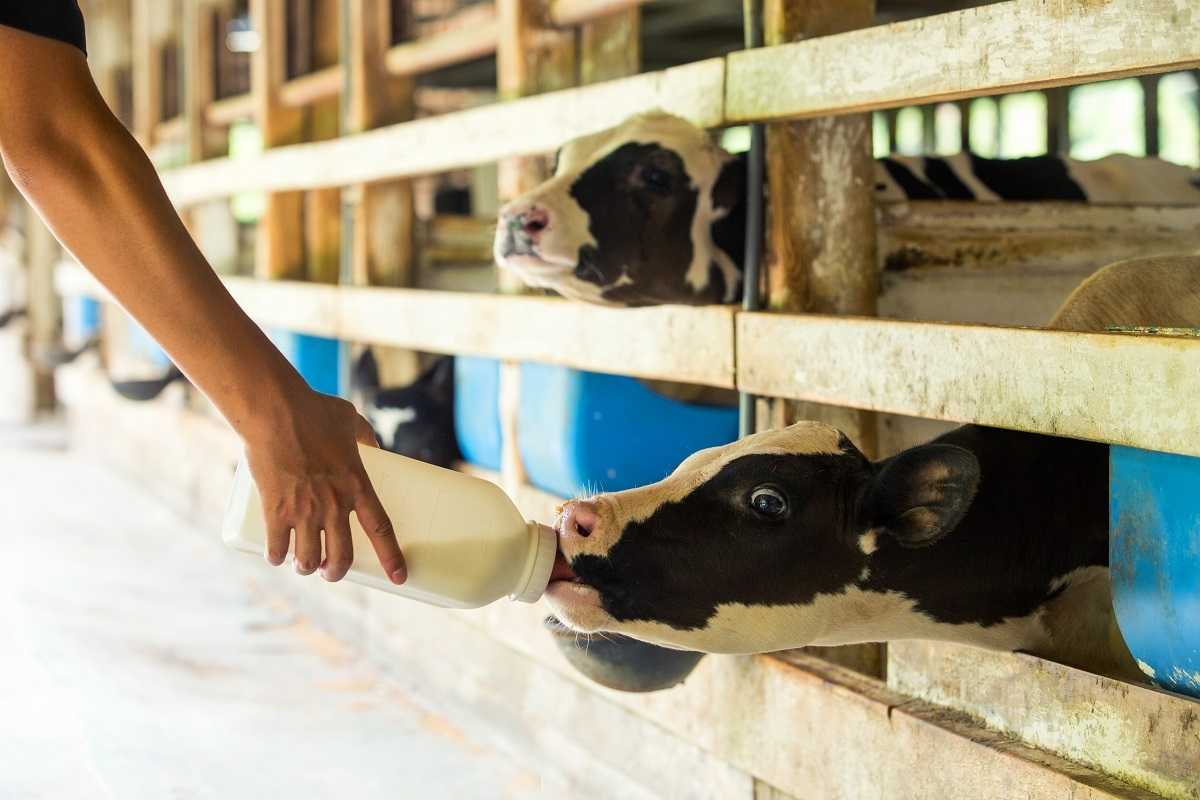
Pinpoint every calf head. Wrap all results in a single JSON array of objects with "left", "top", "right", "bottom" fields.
[
  {"left": 356, "top": 352, "right": 461, "bottom": 469},
  {"left": 547, "top": 422, "right": 981, "bottom": 654},
  {"left": 494, "top": 112, "right": 745, "bottom": 306}
]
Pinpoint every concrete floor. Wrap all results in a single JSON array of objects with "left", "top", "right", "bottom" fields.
[{"left": 0, "top": 424, "right": 544, "bottom": 800}]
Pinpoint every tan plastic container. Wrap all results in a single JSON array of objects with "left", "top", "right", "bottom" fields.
[{"left": 221, "top": 444, "right": 557, "bottom": 609}]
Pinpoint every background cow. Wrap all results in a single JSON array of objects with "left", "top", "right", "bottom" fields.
[
  {"left": 495, "top": 111, "right": 1200, "bottom": 306},
  {"left": 353, "top": 350, "right": 461, "bottom": 469}
]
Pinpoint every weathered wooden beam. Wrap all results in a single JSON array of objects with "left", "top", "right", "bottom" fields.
[
  {"left": 887, "top": 640, "right": 1200, "bottom": 800},
  {"left": 56, "top": 264, "right": 737, "bottom": 388},
  {"left": 551, "top": 0, "right": 648, "bottom": 27},
  {"left": 760, "top": 0, "right": 883, "bottom": 679},
  {"left": 131, "top": 0, "right": 165, "bottom": 147},
  {"left": 738, "top": 313, "right": 1200, "bottom": 458},
  {"left": 344, "top": 0, "right": 416, "bottom": 289},
  {"left": 726, "top": 0, "right": 1200, "bottom": 123},
  {"left": 163, "top": 57, "right": 725, "bottom": 205},
  {"left": 579, "top": 5, "right": 641, "bottom": 84},
  {"left": 877, "top": 201, "right": 1200, "bottom": 274},
  {"left": 384, "top": 2, "right": 500, "bottom": 76},
  {"left": 302, "top": 0, "right": 343, "bottom": 286},
  {"left": 251, "top": 0, "right": 307, "bottom": 280}
]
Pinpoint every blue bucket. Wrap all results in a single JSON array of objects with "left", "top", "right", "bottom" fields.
[{"left": 1110, "top": 446, "right": 1200, "bottom": 698}]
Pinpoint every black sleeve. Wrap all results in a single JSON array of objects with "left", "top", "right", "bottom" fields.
[{"left": 0, "top": 1, "right": 86, "bottom": 55}]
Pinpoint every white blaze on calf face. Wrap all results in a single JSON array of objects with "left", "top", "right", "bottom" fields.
[{"left": 494, "top": 111, "right": 741, "bottom": 306}]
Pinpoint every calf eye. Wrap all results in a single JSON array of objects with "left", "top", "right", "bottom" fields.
[
  {"left": 749, "top": 486, "right": 789, "bottom": 519},
  {"left": 640, "top": 165, "right": 672, "bottom": 193}
]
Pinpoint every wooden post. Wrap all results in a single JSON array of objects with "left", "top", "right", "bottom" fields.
[
  {"left": 251, "top": 0, "right": 306, "bottom": 280},
  {"left": 132, "top": 0, "right": 165, "bottom": 148},
  {"left": 495, "top": 0, "right": 577, "bottom": 493},
  {"left": 579, "top": 8, "right": 640, "bottom": 84},
  {"left": 762, "top": 0, "right": 883, "bottom": 678},
  {"left": 343, "top": 0, "right": 415, "bottom": 288},
  {"left": 303, "top": 0, "right": 342, "bottom": 285},
  {"left": 1046, "top": 87, "right": 1070, "bottom": 155},
  {"left": 1140, "top": 74, "right": 1160, "bottom": 157},
  {"left": 25, "top": 220, "right": 60, "bottom": 411}
]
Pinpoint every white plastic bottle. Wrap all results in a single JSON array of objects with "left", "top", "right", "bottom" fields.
[{"left": 221, "top": 444, "right": 558, "bottom": 609}]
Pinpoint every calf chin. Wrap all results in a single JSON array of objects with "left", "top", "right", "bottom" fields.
[{"left": 544, "top": 616, "right": 705, "bottom": 693}]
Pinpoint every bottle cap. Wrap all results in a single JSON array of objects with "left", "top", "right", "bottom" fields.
[{"left": 512, "top": 521, "right": 559, "bottom": 603}]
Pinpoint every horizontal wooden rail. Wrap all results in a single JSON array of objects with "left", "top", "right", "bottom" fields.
[
  {"left": 726, "top": 0, "right": 1200, "bottom": 122},
  {"left": 206, "top": 93, "right": 254, "bottom": 126},
  {"left": 54, "top": 265, "right": 735, "bottom": 388},
  {"left": 385, "top": 3, "right": 500, "bottom": 76},
  {"left": 162, "top": 58, "right": 724, "bottom": 205},
  {"left": 738, "top": 313, "right": 1200, "bottom": 458},
  {"left": 551, "top": 0, "right": 649, "bottom": 27}
]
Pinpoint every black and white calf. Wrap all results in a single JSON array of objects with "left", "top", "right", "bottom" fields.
[
  {"left": 544, "top": 255, "right": 1200, "bottom": 682},
  {"left": 353, "top": 350, "right": 461, "bottom": 469},
  {"left": 494, "top": 111, "right": 1200, "bottom": 306}
]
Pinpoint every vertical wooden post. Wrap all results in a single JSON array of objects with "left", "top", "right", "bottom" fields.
[
  {"left": 495, "top": 0, "right": 577, "bottom": 493},
  {"left": 762, "top": 0, "right": 883, "bottom": 678},
  {"left": 958, "top": 99, "right": 972, "bottom": 154},
  {"left": 344, "top": 0, "right": 415, "bottom": 288},
  {"left": 1140, "top": 74, "right": 1160, "bottom": 158},
  {"left": 579, "top": 8, "right": 639, "bottom": 85},
  {"left": 25, "top": 219, "right": 61, "bottom": 411},
  {"left": 132, "top": 0, "right": 165, "bottom": 148},
  {"left": 1046, "top": 87, "right": 1070, "bottom": 155},
  {"left": 304, "top": 0, "right": 343, "bottom": 285},
  {"left": 183, "top": 0, "right": 220, "bottom": 164},
  {"left": 251, "top": 0, "right": 306, "bottom": 280}
]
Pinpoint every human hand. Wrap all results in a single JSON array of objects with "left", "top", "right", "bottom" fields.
[{"left": 241, "top": 388, "right": 406, "bottom": 584}]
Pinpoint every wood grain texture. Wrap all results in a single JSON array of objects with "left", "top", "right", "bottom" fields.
[
  {"left": 251, "top": 0, "right": 306, "bottom": 280},
  {"left": 727, "top": 0, "right": 1200, "bottom": 123},
  {"left": 738, "top": 312, "right": 1200, "bottom": 457},
  {"left": 888, "top": 641, "right": 1200, "bottom": 800},
  {"left": 162, "top": 58, "right": 725, "bottom": 205}
]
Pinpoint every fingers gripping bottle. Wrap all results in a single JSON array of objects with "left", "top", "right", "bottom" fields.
[{"left": 222, "top": 445, "right": 558, "bottom": 609}]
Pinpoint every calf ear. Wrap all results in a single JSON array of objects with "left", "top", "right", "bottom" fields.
[{"left": 866, "top": 445, "right": 980, "bottom": 548}]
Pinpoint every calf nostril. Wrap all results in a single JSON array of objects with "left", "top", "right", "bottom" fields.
[
  {"left": 561, "top": 501, "right": 599, "bottom": 539},
  {"left": 520, "top": 209, "right": 550, "bottom": 237}
]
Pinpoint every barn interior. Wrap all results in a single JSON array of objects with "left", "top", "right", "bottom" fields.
[{"left": 1, "top": 1, "right": 1198, "bottom": 798}]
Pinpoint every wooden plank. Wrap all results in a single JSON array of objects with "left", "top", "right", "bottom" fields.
[
  {"left": 384, "top": 2, "right": 500, "bottom": 76},
  {"left": 25, "top": 220, "right": 60, "bottom": 411},
  {"left": 131, "top": 0, "right": 165, "bottom": 146},
  {"left": 251, "top": 0, "right": 307, "bottom": 280},
  {"left": 579, "top": 5, "right": 641, "bottom": 85},
  {"left": 53, "top": 263, "right": 736, "bottom": 387},
  {"left": 877, "top": 201, "right": 1200, "bottom": 274},
  {"left": 345, "top": 0, "right": 416, "bottom": 288},
  {"left": 238, "top": 279, "right": 736, "bottom": 387},
  {"left": 888, "top": 641, "right": 1200, "bottom": 800},
  {"left": 206, "top": 92, "right": 255, "bottom": 126},
  {"left": 301, "top": 0, "right": 342, "bottom": 286},
  {"left": 738, "top": 313, "right": 1200, "bottom": 458},
  {"left": 726, "top": 0, "right": 1200, "bottom": 123},
  {"left": 161, "top": 57, "right": 726, "bottom": 206}
]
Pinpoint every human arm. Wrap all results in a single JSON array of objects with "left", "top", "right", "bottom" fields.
[{"left": 0, "top": 24, "right": 405, "bottom": 584}]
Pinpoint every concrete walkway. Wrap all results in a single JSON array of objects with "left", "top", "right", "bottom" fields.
[{"left": 0, "top": 424, "right": 544, "bottom": 800}]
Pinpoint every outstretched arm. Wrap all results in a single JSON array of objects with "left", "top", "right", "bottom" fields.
[{"left": 0, "top": 25, "right": 406, "bottom": 586}]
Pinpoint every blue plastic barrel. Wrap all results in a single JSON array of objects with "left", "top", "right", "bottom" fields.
[
  {"left": 270, "top": 330, "right": 343, "bottom": 397},
  {"left": 1110, "top": 446, "right": 1200, "bottom": 698},
  {"left": 455, "top": 357, "right": 738, "bottom": 498}
]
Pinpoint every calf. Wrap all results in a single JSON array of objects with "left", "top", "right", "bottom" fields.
[
  {"left": 353, "top": 350, "right": 461, "bottom": 469},
  {"left": 545, "top": 255, "right": 1200, "bottom": 682},
  {"left": 495, "top": 111, "right": 1200, "bottom": 306}
]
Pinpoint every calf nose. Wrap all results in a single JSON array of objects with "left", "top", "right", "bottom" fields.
[
  {"left": 507, "top": 207, "right": 550, "bottom": 239},
  {"left": 560, "top": 500, "right": 599, "bottom": 541}
]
